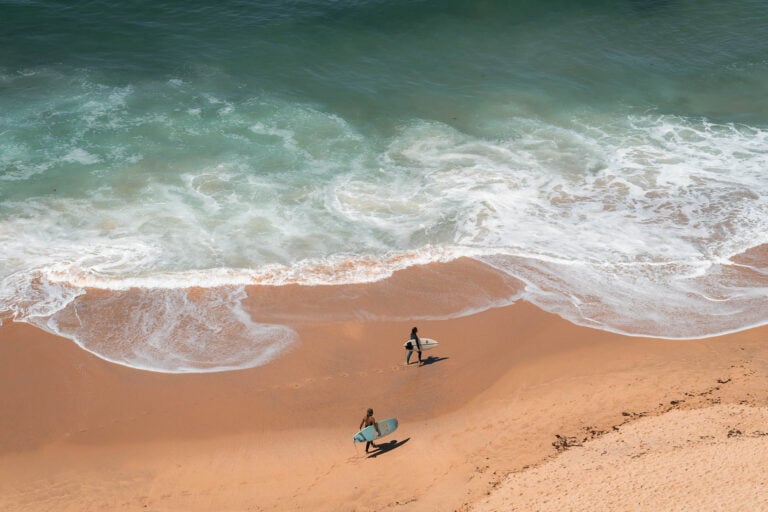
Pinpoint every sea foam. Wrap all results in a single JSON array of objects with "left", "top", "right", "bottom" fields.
[{"left": 2, "top": 110, "right": 768, "bottom": 371}]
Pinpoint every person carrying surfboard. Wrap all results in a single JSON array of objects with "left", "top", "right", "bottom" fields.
[
  {"left": 405, "top": 326, "right": 423, "bottom": 366},
  {"left": 359, "top": 408, "right": 381, "bottom": 453}
]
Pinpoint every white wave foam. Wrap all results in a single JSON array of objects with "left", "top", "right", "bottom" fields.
[
  {"left": 376, "top": 115, "right": 768, "bottom": 337},
  {"left": 18, "top": 283, "right": 296, "bottom": 373},
  {"left": 62, "top": 148, "right": 102, "bottom": 165},
  {"left": 29, "top": 245, "right": 460, "bottom": 290},
  {"left": 3, "top": 108, "right": 768, "bottom": 370},
  {"left": 0, "top": 271, "right": 84, "bottom": 321}
]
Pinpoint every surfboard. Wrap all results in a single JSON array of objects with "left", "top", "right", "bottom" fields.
[
  {"left": 353, "top": 418, "right": 399, "bottom": 443},
  {"left": 403, "top": 337, "right": 439, "bottom": 351}
]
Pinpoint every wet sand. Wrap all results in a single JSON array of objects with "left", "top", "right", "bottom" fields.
[{"left": 1, "top": 260, "right": 767, "bottom": 511}]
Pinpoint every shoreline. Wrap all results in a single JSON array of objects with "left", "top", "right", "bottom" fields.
[
  {"left": 7, "top": 250, "right": 768, "bottom": 376},
  {"left": 2, "top": 293, "right": 767, "bottom": 510}
]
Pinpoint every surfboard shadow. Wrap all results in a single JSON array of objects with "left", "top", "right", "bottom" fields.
[
  {"left": 367, "top": 437, "right": 410, "bottom": 458},
  {"left": 420, "top": 355, "right": 449, "bottom": 366}
]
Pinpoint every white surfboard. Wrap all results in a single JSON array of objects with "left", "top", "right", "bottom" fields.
[
  {"left": 353, "top": 418, "right": 399, "bottom": 443},
  {"left": 403, "top": 337, "right": 439, "bottom": 351}
]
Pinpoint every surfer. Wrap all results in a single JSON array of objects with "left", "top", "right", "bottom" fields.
[
  {"left": 360, "top": 408, "right": 381, "bottom": 453},
  {"left": 406, "top": 326, "right": 423, "bottom": 366}
]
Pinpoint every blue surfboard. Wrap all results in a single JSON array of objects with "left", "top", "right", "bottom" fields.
[{"left": 353, "top": 418, "right": 399, "bottom": 443}]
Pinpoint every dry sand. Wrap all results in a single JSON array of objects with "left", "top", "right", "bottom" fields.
[
  {"left": 1, "top": 260, "right": 767, "bottom": 511},
  {"left": 473, "top": 404, "right": 768, "bottom": 512}
]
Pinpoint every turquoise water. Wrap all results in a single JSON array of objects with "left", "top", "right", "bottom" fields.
[{"left": 2, "top": 1, "right": 768, "bottom": 371}]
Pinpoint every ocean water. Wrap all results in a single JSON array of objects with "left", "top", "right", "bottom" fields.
[{"left": 1, "top": 0, "right": 767, "bottom": 372}]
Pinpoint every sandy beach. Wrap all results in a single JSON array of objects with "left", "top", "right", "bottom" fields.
[
  {"left": 4, "top": 2, "right": 768, "bottom": 510},
  {"left": 1, "top": 261, "right": 767, "bottom": 511}
]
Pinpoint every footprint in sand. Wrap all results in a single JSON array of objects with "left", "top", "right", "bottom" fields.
[{"left": 288, "top": 378, "right": 312, "bottom": 389}]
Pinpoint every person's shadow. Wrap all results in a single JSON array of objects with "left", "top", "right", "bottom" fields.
[
  {"left": 367, "top": 438, "right": 410, "bottom": 458},
  {"left": 420, "top": 355, "right": 448, "bottom": 366}
]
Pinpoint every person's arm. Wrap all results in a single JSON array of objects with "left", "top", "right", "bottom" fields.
[{"left": 373, "top": 417, "right": 381, "bottom": 436}]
